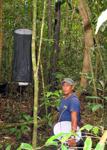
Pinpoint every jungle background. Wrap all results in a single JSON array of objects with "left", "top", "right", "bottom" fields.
[{"left": 0, "top": 0, "right": 107, "bottom": 149}]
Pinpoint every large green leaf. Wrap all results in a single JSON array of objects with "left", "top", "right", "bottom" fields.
[
  {"left": 80, "top": 124, "right": 93, "bottom": 131},
  {"left": 95, "top": 143, "right": 105, "bottom": 150},
  {"left": 45, "top": 132, "right": 65, "bottom": 146},
  {"left": 60, "top": 133, "right": 72, "bottom": 143},
  {"left": 61, "top": 144, "right": 68, "bottom": 150},
  {"left": 6, "top": 145, "right": 11, "bottom": 150},
  {"left": 18, "top": 143, "right": 32, "bottom": 150},
  {"left": 83, "top": 137, "right": 92, "bottom": 150}
]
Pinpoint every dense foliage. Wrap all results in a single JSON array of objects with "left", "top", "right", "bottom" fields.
[{"left": 0, "top": 0, "right": 107, "bottom": 149}]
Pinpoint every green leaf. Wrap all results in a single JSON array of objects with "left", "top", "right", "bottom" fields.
[
  {"left": 91, "top": 104, "right": 103, "bottom": 112},
  {"left": 87, "top": 103, "right": 103, "bottom": 112},
  {"left": 61, "top": 144, "right": 68, "bottom": 150},
  {"left": 86, "top": 96, "right": 100, "bottom": 99},
  {"left": 0, "top": 144, "right": 3, "bottom": 149},
  {"left": 95, "top": 143, "right": 105, "bottom": 150},
  {"left": 60, "top": 133, "right": 72, "bottom": 143},
  {"left": 45, "top": 132, "right": 66, "bottom": 146},
  {"left": 16, "top": 129, "right": 21, "bottom": 139},
  {"left": 21, "top": 125, "right": 30, "bottom": 133},
  {"left": 99, "top": 80, "right": 105, "bottom": 89},
  {"left": 104, "top": 97, "right": 107, "bottom": 101},
  {"left": 53, "top": 91, "right": 60, "bottom": 97},
  {"left": 46, "top": 92, "right": 53, "bottom": 98},
  {"left": 17, "top": 147, "right": 21, "bottom": 150},
  {"left": 19, "top": 143, "right": 32, "bottom": 150},
  {"left": 83, "top": 137, "right": 92, "bottom": 150},
  {"left": 92, "top": 126, "right": 100, "bottom": 135},
  {"left": 6, "top": 145, "right": 11, "bottom": 150},
  {"left": 80, "top": 124, "right": 93, "bottom": 131},
  {"left": 9, "top": 127, "right": 17, "bottom": 133},
  {"left": 45, "top": 141, "right": 58, "bottom": 147},
  {"left": 22, "top": 114, "right": 33, "bottom": 121}
]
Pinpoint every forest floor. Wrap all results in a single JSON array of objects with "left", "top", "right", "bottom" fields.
[{"left": 0, "top": 91, "right": 105, "bottom": 149}]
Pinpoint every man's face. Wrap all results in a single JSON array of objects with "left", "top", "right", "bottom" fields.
[{"left": 62, "top": 82, "right": 73, "bottom": 95}]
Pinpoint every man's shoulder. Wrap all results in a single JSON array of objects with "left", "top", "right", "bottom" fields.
[
  {"left": 69, "top": 93, "right": 80, "bottom": 102},
  {"left": 68, "top": 94, "right": 80, "bottom": 112}
]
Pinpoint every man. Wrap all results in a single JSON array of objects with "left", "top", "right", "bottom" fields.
[{"left": 58, "top": 78, "right": 81, "bottom": 146}]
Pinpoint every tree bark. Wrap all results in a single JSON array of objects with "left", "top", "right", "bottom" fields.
[
  {"left": 47, "top": 0, "right": 52, "bottom": 38},
  {"left": 31, "top": 0, "right": 38, "bottom": 149},
  {"left": 32, "top": 0, "right": 46, "bottom": 149},
  {"left": 78, "top": 0, "right": 94, "bottom": 89},
  {"left": 44, "top": 0, "right": 52, "bottom": 84},
  {"left": 53, "top": 1, "right": 61, "bottom": 59},
  {"left": 49, "top": 1, "right": 61, "bottom": 87},
  {"left": 0, "top": 0, "right": 3, "bottom": 81}
]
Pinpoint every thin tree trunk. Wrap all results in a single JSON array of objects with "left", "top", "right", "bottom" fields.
[
  {"left": 47, "top": 0, "right": 52, "bottom": 38},
  {"left": 31, "top": 0, "right": 38, "bottom": 148},
  {"left": 78, "top": 0, "right": 94, "bottom": 89},
  {"left": 50, "top": 1, "right": 61, "bottom": 86},
  {"left": 0, "top": 0, "right": 3, "bottom": 81},
  {"left": 53, "top": 1, "right": 61, "bottom": 68},
  {"left": 36, "top": 0, "right": 46, "bottom": 76},
  {"left": 46, "top": 0, "right": 52, "bottom": 84},
  {"left": 38, "top": 1, "right": 51, "bottom": 86},
  {"left": 32, "top": 0, "right": 46, "bottom": 149}
]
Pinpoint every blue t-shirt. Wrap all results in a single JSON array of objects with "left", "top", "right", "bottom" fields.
[{"left": 58, "top": 93, "right": 81, "bottom": 124}]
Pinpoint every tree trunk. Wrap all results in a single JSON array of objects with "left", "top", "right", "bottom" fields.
[
  {"left": 47, "top": 0, "right": 52, "bottom": 38},
  {"left": 53, "top": 1, "right": 61, "bottom": 59},
  {"left": 32, "top": 0, "right": 46, "bottom": 149},
  {"left": 44, "top": 0, "right": 52, "bottom": 84},
  {"left": 0, "top": 0, "right": 3, "bottom": 81},
  {"left": 31, "top": 0, "right": 38, "bottom": 149},
  {"left": 78, "top": 0, "right": 94, "bottom": 89},
  {"left": 49, "top": 1, "right": 61, "bottom": 87}
]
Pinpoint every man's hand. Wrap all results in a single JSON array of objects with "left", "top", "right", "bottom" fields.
[{"left": 67, "top": 138, "right": 76, "bottom": 147}]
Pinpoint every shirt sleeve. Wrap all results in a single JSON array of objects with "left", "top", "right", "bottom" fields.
[{"left": 69, "top": 98, "right": 80, "bottom": 112}]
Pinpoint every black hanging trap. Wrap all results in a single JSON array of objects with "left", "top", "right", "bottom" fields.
[{"left": 13, "top": 29, "right": 32, "bottom": 86}]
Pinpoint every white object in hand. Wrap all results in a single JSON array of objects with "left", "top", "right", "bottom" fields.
[{"left": 53, "top": 121, "right": 81, "bottom": 142}]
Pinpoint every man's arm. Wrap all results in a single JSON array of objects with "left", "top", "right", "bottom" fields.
[
  {"left": 67, "top": 111, "right": 78, "bottom": 147},
  {"left": 71, "top": 111, "right": 78, "bottom": 131}
]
